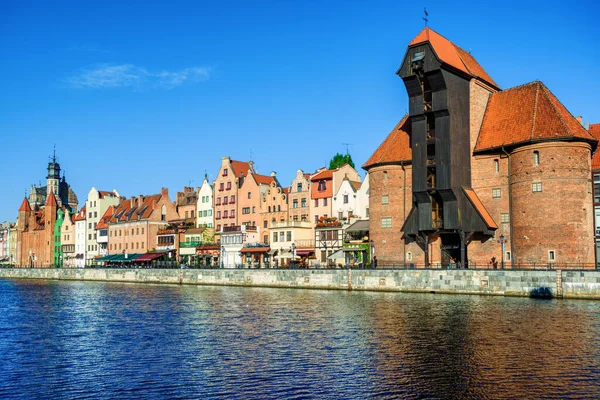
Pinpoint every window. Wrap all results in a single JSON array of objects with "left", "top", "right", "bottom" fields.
[
  {"left": 219, "top": 183, "right": 224, "bottom": 191},
  {"left": 366, "top": 208, "right": 370, "bottom": 218},
  {"left": 532, "top": 182, "right": 542, "bottom": 192},
  {"left": 318, "top": 180, "right": 326, "bottom": 191},
  {"left": 314, "top": 199, "right": 319, "bottom": 207},
  {"left": 208, "top": 210, "right": 212, "bottom": 216},
  {"left": 227, "top": 182, "right": 232, "bottom": 190},
  {"left": 136, "top": 228, "right": 139, "bottom": 235},
  {"left": 279, "top": 232, "right": 285, "bottom": 242},
  {"left": 315, "top": 215, "right": 319, "bottom": 223},
  {"left": 142, "top": 228, "right": 144, "bottom": 234},
  {"left": 273, "top": 232, "right": 278, "bottom": 242},
  {"left": 242, "top": 207, "right": 250, "bottom": 214},
  {"left": 301, "top": 214, "right": 307, "bottom": 222},
  {"left": 223, "top": 168, "right": 228, "bottom": 176},
  {"left": 501, "top": 213, "right": 509, "bottom": 223},
  {"left": 343, "top": 194, "right": 349, "bottom": 204},
  {"left": 505, "top": 251, "right": 511, "bottom": 261},
  {"left": 252, "top": 206, "right": 255, "bottom": 213},
  {"left": 406, "top": 252, "right": 413, "bottom": 261},
  {"left": 293, "top": 199, "right": 298, "bottom": 208},
  {"left": 264, "top": 220, "right": 268, "bottom": 228},
  {"left": 224, "top": 196, "right": 228, "bottom": 204},
  {"left": 381, "top": 217, "right": 392, "bottom": 228},
  {"left": 217, "top": 224, "right": 221, "bottom": 232},
  {"left": 338, "top": 212, "right": 343, "bottom": 220},
  {"left": 94, "top": 211, "right": 98, "bottom": 218},
  {"left": 185, "top": 211, "right": 189, "bottom": 218},
  {"left": 248, "top": 192, "right": 251, "bottom": 199},
  {"left": 277, "top": 205, "right": 281, "bottom": 212},
  {"left": 382, "top": 195, "right": 389, "bottom": 204},
  {"left": 216, "top": 197, "right": 221, "bottom": 205},
  {"left": 297, "top": 183, "right": 302, "bottom": 192},
  {"left": 293, "top": 215, "right": 298, "bottom": 221},
  {"left": 533, "top": 151, "right": 540, "bottom": 166},
  {"left": 301, "top": 198, "right": 306, "bottom": 208},
  {"left": 217, "top": 211, "right": 221, "bottom": 219},
  {"left": 492, "top": 188, "right": 501, "bottom": 198},
  {"left": 323, "top": 198, "right": 328, "bottom": 206},
  {"left": 287, "top": 231, "right": 292, "bottom": 241},
  {"left": 88, "top": 233, "right": 91, "bottom": 240},
  {"left": 231, "top": 195, "right": 235, "bottom": 204},
  {"left": 264, "top": 235, "right": 268, "bottom": 244},
  {"left": 548, "top": 250, "right": 556, "bottom": 262},
  {"left": 268, "top": 206, "right": 271, "bottom": 213},
  {"left": 494, "top": 159, "right": 499, "bottom": 173},
  {"left": 230, "top": 210, "right": 235, "bottom": 218},
  {"left": 89, "top": 212, "right": 92, "bottom": 218},
  {"left": 224, "top": 210, "right": 228, "bottom": 218},
  {"left": 88, "top": 222, "right": 92, "bottom": 229}
]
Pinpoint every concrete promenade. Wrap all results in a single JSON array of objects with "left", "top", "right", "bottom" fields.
[{"left": 3, "top": 267, "right": 600, "bottom": 299}]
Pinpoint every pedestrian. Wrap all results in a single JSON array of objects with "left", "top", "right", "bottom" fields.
[{"left": 373, "top": 256, "right": 378, "bottom": 269}]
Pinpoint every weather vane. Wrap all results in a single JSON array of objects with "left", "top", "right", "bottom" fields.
[{"left": 423, "top": 7, "right": 429, "bottom": 26}]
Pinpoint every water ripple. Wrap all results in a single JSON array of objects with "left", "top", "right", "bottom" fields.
[{"left": 0, "top": 280, "right": 599, "bottom": 399}]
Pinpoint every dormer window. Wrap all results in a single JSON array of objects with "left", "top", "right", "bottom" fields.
[
  {"left": 411, "top": 51, "right": 425, "bottom": 73},
  {"left": 318, "top": 180, "right": 326, "bottom": 191}
]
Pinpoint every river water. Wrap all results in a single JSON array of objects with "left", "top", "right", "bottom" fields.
[{"left": 0, "top": 279, "right": 599, "bottom": 399}]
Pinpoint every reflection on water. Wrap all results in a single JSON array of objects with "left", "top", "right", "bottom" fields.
[{"left": 0, "top": 279, "right": 599, "bottom": 399}]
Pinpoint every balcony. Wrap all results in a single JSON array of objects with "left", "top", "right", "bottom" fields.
[
  {"left": 294, "top": 239, "right": 315, "bottom": 248},
  {"left": 271, "top": 221, "right": 312, "bottom": 229},
  {"left": 180, "top": 241, "right": 202, "bottom": 248}
]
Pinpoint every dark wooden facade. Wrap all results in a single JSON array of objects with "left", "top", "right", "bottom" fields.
[{"left": 397, "top": 43, "right": 495, "bottom": 267}]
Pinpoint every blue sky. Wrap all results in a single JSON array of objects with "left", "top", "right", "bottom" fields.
[{"left": 1, "top": 0, "right": 598, "bottom": 222}]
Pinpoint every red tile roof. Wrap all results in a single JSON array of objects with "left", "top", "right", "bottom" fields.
[
  {"left": 463, "top": 188, "right": 498, "bottom": 230},
  {"left": 45, "top": 192, "right": 57, "bottom": 207},
  {"left": 589, "top": 124, "right": 600, "bottom": 170},
  {"left": 363, "top": 114, "right": 412, "bottom": 170},
  {"left": 408, "top": 27, "right": 498, "bottom": 89},
  {"left": 18, "top": 197, "right": 32, "bottom": 212},
  {"left": 96, "top": 206, "right": 114, "bottom": 229},
  {"left": 253, "top": 173, "right": 275, "bottom": 186},
  {"left": 110, "top": 194, "right": 162, "bottom": 223},
  {"left": 230, "top": 160, "right": 251, "bottom": 178},
  {"left": 311, "top": 169, "right": 333, "bottom": 181},
  {"left": 98, "top": 190, "right": 117, "bottom": 199},
  {"left": 73, "top": 206, "right": 86, "bottom": 221},
  {"left": 475, "top": 81, "right": 596, "bottom": 152}
]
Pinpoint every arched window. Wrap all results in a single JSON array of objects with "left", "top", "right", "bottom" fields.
[{"left": 533, "top": 151, "right": 540, "bottom": 166}]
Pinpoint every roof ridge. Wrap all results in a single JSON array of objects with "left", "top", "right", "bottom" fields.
[
  {"left": 539, "top": 82, "right": 570, "bottom": 136},
  {"left": 451, "top": 43, "right": 472, "bottom": 76},
  {"left": 531, "top": 82, "right": 540, "bottom": 140}
]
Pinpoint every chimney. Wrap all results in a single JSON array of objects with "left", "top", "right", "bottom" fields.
[
  {"left": 270, "top": 171, "right": 276, "bottom": 177},
  {"left": 249, "top": 161, "right": 255, "bottom": 173},
  {"left": 584, "top": 122, "right": 590, "bottom": 130},
  {"left": 131, "top": 196, "right": 136, "bottom": 207},
  {"left": 161, "top": 187, "right": 169, "bottom": 197},
  {"left": 576, "top": 116, "right": 583, "bottom": 125},
  {"left": 138, "top": 195, "right": 143, "bottom": 207}
]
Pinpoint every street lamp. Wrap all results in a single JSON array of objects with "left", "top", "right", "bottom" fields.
[
  {"left": 221, "top": 246, "right": 225, "bottom": 268},
  {"left": 370, "top": 240, "right": 375, "bottom": 268},
  {"left": 291, "top": 242, "right": 296, "bottom": 269},
  {"left": 498, "top": 234, "right": 506, "bottom": 269}
]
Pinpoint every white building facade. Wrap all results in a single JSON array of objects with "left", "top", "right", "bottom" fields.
[
  {"left": 197, "top": 175, "right": 214, "bottom": 228},
  {"left": 85, "top": 188, "right": 120, "bottom": 265}
]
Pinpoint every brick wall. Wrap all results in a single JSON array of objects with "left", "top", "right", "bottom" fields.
[{"left": 510, "top": 142, "right": 595, "bottom": 267}]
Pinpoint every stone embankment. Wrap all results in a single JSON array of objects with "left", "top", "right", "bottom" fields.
[{"left": 1, "top": 268, "right": 600, "bottom": 299}]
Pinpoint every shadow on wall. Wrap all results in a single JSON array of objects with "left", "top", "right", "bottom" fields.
[{"left": 530, "top": 286, "right": 553, "bottom": 299}]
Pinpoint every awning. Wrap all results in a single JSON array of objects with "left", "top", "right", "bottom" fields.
[
  {"left": 345, "top": 220, "right": 370, "bottom": 233},
  {"left": 134, "top": 252, "right": 165, "bottom": 262},
  {"left": 343, "top": 248, "right": 366, "bottom": 252},
  {"left": 269, "top": 249, "right": 279, "bottom": 255},
  {"left": 279, "top": 253, "right": 300, "bottom": 260},
  {"left": 110, "top": 253, "right": 142, "bottom": 262},
  {"left": 96, "top": 254, "right": 119, "bottom": 262},
  {"left": 295, "top": 249, "right": 313, "bottom": 256},
  {"left": 241, "top": 247, "right": 270, "bottom": 253},
  {"left": 327, "top": 249, "right": 345, "bottom": 260}
]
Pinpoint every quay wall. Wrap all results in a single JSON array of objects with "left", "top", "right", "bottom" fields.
[{"left": 1, "top": 268, "right": 600, "bottom": 299}]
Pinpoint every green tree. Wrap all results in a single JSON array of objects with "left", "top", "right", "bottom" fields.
[{"left": 329, "top": 153, "right": 355, "bottom": 169}]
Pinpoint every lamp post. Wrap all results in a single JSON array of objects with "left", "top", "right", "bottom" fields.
[
  {"left": 498, "top": 234, "right": 506, "bottom": 269},
  {"left": 291, "top": 242, "right": 296, "bottom": 269},
  {"left": 370, "top": 240, "right": 375, "bottom": 268},
  {"left": 221, "top": 246, "right": 225, "bottom": 269}
]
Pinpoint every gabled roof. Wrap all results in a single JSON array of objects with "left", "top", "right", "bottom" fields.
[
  {"left": 45, "top": 192, "right": 57, "bottom": 207},
  {"left": 408, "top": 27, "right": 498, "bottom": 89},
  {"left": 348, "top": 180, "right": 362, "bottom": 191},
  {"left": 363, "top": 114, "right": 412, "bottom": 170},
  {"left": 588, "top": 124, "right": 600, "bottom": 171},
  {"left": 230, "top": 160, "right": 251, "bottom": 178},
  {"left": 475, "top": 81, "right": 597, "bottom": 152},
  {"left": 18, "top": 197, "right": 32, "bottom": 212},
  {"left": 110, "top": 194, "right": 162, "bottom": 223}
]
